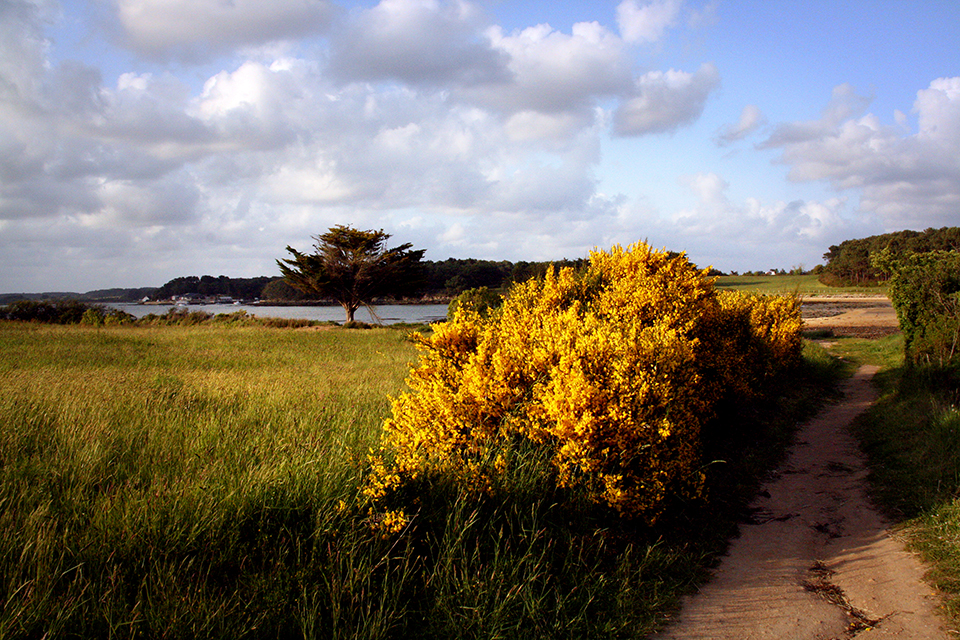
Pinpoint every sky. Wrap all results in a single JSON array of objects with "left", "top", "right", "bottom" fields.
[{"left": 1, "top": 0, "right": 959, "bottom": 292}]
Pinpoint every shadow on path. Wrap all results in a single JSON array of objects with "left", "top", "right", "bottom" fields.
[{"left": 653, "top": 366, "right": 946, "bottom": 639}]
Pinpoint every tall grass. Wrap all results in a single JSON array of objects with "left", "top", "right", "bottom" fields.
[
  {"left": 1, "top": 323, "right": 412, "bottom": 638},
  {"left": 0, "top": 322, "right": 839, "bottom": 639}
]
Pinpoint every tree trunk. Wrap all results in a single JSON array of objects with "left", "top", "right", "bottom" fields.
[{"left": 343, "top": 304, "right": 357, "bottom": 324}]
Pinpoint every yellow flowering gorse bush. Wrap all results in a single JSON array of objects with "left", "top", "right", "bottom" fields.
[{"left": 372, "top": 242, "right": 803, "bottom": 522}]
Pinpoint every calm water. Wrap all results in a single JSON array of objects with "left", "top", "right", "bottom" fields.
[{"left": 115, "top": 303, "right": 450, "bottom": 325}]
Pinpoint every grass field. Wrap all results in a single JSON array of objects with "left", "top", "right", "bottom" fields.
[
  {"left": 715, "top": 274, "right": 887, "bottom": 296},
  {"left": 0, "top": 323, "right": 415, "bottom": 639},
  {"left": 0, "top": 321, "right": 839, "bottom": 639}
]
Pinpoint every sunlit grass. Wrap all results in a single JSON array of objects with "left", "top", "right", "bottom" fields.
[
  {"left": 715, "top": 274, "right": 888, "bottom": 296},
  {"left": 1, "top": 323, "right": 414, "bottom": 638}
]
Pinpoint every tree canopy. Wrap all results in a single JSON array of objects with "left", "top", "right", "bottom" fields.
[
  {"left": 820, "top": 227, "right": 960, "bottom": 287},
  {"left": 277, "top": 226, "right": 426, "bottom": 323},
  {"left": 154, "top": 275, "right": 274, "bottom": 300}
]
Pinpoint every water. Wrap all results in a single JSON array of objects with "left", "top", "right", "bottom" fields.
[{"left": 113, "top": 303, "right": 450, "bottom": 325}]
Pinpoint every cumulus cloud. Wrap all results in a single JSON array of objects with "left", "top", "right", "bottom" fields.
[
  {"left": 761, "top": 79, "right": 960, "bottom": 229},
  {"left": 761, "top": 84, "right": 871, "bottom": 148},
  {"left": 113, "top": 0, "right": 336, "bottom": 61},
  {"left": 85, "top": 174, "right": 202, "bottom": 228},
  {"left": 467, "top": 21, "right": 633, "bottom": 122},
  {"left": 613, "top": 63, "right": 720, "bottom": 136},
  {"left": 0, "top": 0, "right": 726, "bottom": 291},
  {"left": 715, "top": 104, "right": 765, "bottom": 146},
  {"left": 916, "top": 77, "right": 960, "bottom": 146},
  {"left": 327, "top": 0, "right": 506, "bottom": 86},
  {"left": 616, "top": 0, "right": 682, "bottom": 44},
  {"left": 674, "top": 173, "right": 846, "bottom": 242},
  {"left": 0, "top": 0, "right": 55, "bottom": 111},
  {"left": 651, "top": 171, "right": 852, "bottom": 270}
]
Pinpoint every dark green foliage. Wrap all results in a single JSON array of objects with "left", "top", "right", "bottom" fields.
[
  {"left": 259, "top": 277, "right": 309, "bottom": 301},
  {"left": 80, "top": 306, "right": 138, "bottom": 326},
  {"left": 420, "top": 258, "right": 588, "bottom": 296},
  {"left": 875, "top": 249, "right": 960, "bottom": 366},
  {"left": 154, "top": 275, "right": 276, "bottom": 301},
  {"left": 0, "top": 303, "right": 327, "bottom": 329},
  {"left": 0, "top": 299, "right": 98, "bottom": 324},
  {"left": 138, "top": 307, "right": 216, "bottom": 325},
  {"left": 278, "top": 226, "right": 427, "bottom": 323},
  {"left": 446, "top": 286, "right": 502, "bottom": 319},
  {"left": 820, "top": 226, "right": 960, "bottom": 287},
  {"left": 0, "top": 289, "right": 158, "bottom": 304},
  {"left": 81, "top": 287, "right": 159, "bottom": 302},
  {"left": 432, "top": 259, "right": 512, "bottom": 294},
  {"left": 4, "top": 256, "right": 591, "bottom": 305}
]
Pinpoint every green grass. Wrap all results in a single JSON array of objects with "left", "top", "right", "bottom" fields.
[
  {"left": 0, "top": 323, "right": 414, "bottom": 639},
  {"left": 715, "top": 274, "right": 888, "bottom": 296},
  {"left": 0, "top": 322, "right": 840, "bottom": 639}
]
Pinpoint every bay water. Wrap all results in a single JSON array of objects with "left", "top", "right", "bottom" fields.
[{"left": 114, "top": 303, "right": 449, "bottom": 325}]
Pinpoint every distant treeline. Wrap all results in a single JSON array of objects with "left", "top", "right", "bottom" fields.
[
  {"left": 0, "top": 288, "right": 158, "bottom": 305},
  {"left": 820, "top": 227, "right": 960, "bottom": 287},
  {"left": 1, "top": 260, "right": 591, "bottom": 305},
  {"left": 154, "top": 259, "right": 593, "bottom": 302},
  {"left": 155, "top": 275, "right": 277, "bottom": 301},
  {"left": 0, "top": 256, "right": 735, "bottom": 305}
]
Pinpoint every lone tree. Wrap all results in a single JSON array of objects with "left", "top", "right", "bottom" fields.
[{"left": 277, "top": 225, "right": 426, "bottom": 323}]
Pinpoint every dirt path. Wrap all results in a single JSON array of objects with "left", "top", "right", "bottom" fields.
[{"left": 653, "top": 366, "right": 947, "bottom": 639}]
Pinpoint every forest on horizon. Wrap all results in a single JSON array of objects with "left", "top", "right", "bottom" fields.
[{"left": 4, "top": 226, "right": 958, "bottom": 305}]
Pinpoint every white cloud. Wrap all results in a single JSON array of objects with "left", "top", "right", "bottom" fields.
[
  {"left": 613, "top": 63, "right": 720, "bottom": 136},
  {"left": 504, "top": 110, "right": 589, "bottom": 143},
  {"left": 0, "top": 0, "right": 56, "bottom": 110},
  {"left": 715, "top": 104, "right": 765, "bottom": 146},
  {"left": 652, "top": 171, "right": 852, "bottom": 270},
  {"left": 470, "top": 20, "right": 632, "bottom": 119},
  {"left": 915, "top": 76, "right": 960, "bottom": 146},
  {"left": 670, "top": 172, "right": 849, "bottom": 243},
  {"left": 761, "top": 84, "right": 871, "bottom": 147},
  {"left": 265, "top": 156, "right": 358, "bottom": 205},
  {"left": 616, "top": 0, "right": 681, "bottom": 44},
  {"left": 84, "top": 175, "right": 201, "bottom": 228},
  {"left": 328, "top": 0, "right": 506, "bottom": 86},
  {"left": 761, "top": 79, "right": 960, "bottom": 229},
  {"left": 113, "top": 0, "right": 335, "bottom": 61},
  {"left": 0, "top": 0, "right": 729, "bottom": 292}
]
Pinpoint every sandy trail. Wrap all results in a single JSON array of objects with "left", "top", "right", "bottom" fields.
[
  {"left": 654, "top": 366, "right": 946, "bottom": 639},
  {"left": 801, "top": 297, "right": 899, "bottom": 338}
]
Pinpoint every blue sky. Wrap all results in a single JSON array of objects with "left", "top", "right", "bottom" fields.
[{"left": 1, "top": 0, "right": 958, "bottom": 292}]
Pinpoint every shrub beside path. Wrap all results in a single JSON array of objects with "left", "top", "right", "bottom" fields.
[{"left": 654, "top": 365, "right": 947, "bottom": 639}]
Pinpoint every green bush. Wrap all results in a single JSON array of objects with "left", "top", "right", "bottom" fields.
[
  {"left": 875, "top": 249, "right": 960, "bottom": 366},
  {"left": 0, "top": 299, "right": 97, "bottom": 324},
  {"left": 135, "top": 307, "right": 214, "bottom": 326},
  {"left": 446, "top": 286, "right": 502, "bottom": 320}
]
